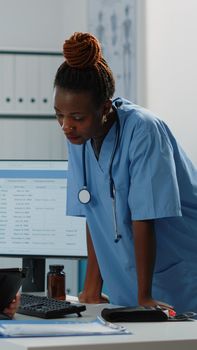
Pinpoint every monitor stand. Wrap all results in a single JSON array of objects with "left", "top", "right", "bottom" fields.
[{"left": 22, "top": 258, "right": 45, "bottom": 292}]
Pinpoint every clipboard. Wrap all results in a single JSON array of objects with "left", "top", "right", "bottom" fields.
[{"left": 0, "top": 268, "right": 27, "bottom": 311}]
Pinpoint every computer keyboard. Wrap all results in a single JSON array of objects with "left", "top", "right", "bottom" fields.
[{"left": 17, "top": 293, "right": 86, "bottom": 319}]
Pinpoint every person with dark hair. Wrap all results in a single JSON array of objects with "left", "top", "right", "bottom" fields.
[
  {"left": 54, "top": 32, "right": 197, "bottom": 313},
  {"left": 2, "top": 293, "right": 20, "bottom": 319}
]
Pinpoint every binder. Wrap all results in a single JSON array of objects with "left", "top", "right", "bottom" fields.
[
  {"left": 39, "top": 55, "right": 63, "bottom": 115},
  {"left": 0, "top": 54, "right": 15, "bottom": 113},
  {"left": 26, "top": 55, "right": 40, "bottom": 113},
  {"left": 0, "top": 55, "right": 3, "bottom": 110},
  {"left": 15, "top": 55, "right": 27, "bottom": 112}
]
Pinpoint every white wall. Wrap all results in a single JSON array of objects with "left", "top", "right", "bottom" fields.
[
  {"left": 0, "top": 0, "right": 88, "bottom": 50},
  {"left": 145, "top": 0, "right": 197, "bottom": 164}
]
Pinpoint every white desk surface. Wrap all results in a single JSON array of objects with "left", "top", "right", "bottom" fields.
[{"left": 1, "top": 300, "right": 197, "bottom": 350}]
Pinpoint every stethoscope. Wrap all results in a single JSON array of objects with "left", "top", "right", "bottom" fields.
[{"left": 78, "top": 100, "right": 122, "bottom": 243}]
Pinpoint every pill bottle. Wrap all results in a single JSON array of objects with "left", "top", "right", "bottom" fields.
[{"left": 47, "top": 265, "right": 66, "bottom": 300}]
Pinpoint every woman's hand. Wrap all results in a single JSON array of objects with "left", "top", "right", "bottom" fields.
[
  {"left": 78, "top": 291, "right": 109, "bottom": 304},
  {"left": 3, "top": 292, "right": 20, "bottom": 319},
  {"left": 79, "top": 227, "right": 109, "bottom": 304},
  {"left": 138, "top": 296, "right": 174, "bottom": 310}
]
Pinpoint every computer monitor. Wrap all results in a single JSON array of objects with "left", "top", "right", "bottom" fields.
[{"left": 0, "top": 159, "right": 87, "bottom": 292}]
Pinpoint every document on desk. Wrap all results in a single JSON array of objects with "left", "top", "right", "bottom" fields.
[{"left": 0, "top": 317, "right": 130, "bottom": 338}]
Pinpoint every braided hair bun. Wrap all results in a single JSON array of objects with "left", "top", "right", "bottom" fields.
[
  {"left": 55, "top": 31, "right": 115, "bottom": 106},
  {"left": 63, "top": 32, "right": 102, "bottom": 69}
]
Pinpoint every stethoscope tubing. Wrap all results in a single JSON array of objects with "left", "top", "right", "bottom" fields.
[
  {"left": 80, "top": 115, "right": 120, "bottom": 201},
  {"left": 78, "top": 102, "right": 122, "bottom": 242}
]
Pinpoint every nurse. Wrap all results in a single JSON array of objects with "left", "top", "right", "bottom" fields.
[{"left": 54, "top": 32, "right": 197, "bottom": 313}]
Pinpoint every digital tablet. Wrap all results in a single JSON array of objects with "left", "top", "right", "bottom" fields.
[{"left": 0, "top": 268, "right": 27, "bottom": 311}]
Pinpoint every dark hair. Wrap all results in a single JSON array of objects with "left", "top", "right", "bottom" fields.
[{"left": 54, "top": 32, "right": 115, "bottom": 107}]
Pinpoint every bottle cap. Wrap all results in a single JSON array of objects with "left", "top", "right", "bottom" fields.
[{"left": 49, "top": 265, "right": 64, "bottom": 272}]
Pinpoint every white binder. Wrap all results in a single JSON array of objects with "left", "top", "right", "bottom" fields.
[
  {"left": 15, "top": 55, "right": 27, "bottom": 112},
  {"left": 26, "top": 55, "right": 39, "bottom": 113},
  {"left": 0, "top": 54, "right": 15, "bottom": 113},
  {"left": 39, "top": 55, "right": 53, "bottom": 114}
]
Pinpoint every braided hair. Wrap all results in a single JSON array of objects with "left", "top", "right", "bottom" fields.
[{"left": 54, "top": 32, "right": 115, "bottom": 108}]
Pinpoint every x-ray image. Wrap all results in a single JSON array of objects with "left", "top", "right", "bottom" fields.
[{"left": 88, "top": 0, "right": 136, "bottom": 102}]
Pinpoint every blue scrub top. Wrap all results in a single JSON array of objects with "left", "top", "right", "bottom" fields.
[{"left": 66, "top": 97, "right": 197, "bottom": 313}]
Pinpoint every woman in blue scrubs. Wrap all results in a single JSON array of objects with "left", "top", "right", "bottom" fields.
[{"left": 54, "top": 32, "right": 197, "bottom": 313}]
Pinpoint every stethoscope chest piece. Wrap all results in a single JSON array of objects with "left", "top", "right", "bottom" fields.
[{"left": 78, "top": 187, "right": 91, "bottom": 204}]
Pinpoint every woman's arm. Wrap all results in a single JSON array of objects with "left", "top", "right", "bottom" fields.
[
  {"left": 78, "top": 224, "right": 109, "bottom": 303},
  {"left": 132, "top": 220, "right": 173, "bottom": 309}
]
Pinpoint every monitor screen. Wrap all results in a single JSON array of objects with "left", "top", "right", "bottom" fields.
[
  {"left": 0, "top": 159, "right": 87, "bottom": 292},
  {"left": 0, "top": 159, "right": 87, "bottom": 259}
]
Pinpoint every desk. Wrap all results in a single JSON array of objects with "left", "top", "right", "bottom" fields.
[{"left": 1, "top": 303, "right": 197, "bottom": 350}]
